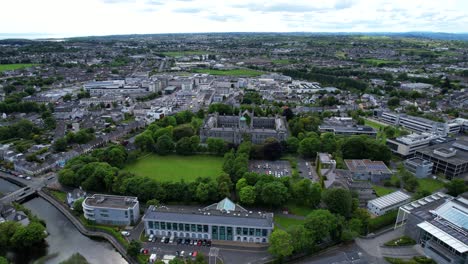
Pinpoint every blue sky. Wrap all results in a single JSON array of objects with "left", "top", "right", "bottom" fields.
[{"left": 1, "top": 0, "right": 468, "bottom": 38}]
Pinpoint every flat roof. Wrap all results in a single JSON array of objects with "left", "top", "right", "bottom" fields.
[
  {"left": 416, "top": 140, "right": 468, "bottom": 166},
  {"left": 418, "top": 221, "right": 468, "bottom": 253},
  {"left": 345, "top": 159, "right": 391, "bottom": 174},
  {"left": 84, "top": 194, "right": 138, "bottom": 209},
  {"left": 368, "top": 190, "right": 411, "bottom": 210}
]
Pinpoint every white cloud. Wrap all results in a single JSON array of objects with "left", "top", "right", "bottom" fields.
[{"left": 0, "top": 0, "right": 467, "bottom": 38}]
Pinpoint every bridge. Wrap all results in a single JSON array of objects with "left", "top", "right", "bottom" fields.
[{"left": 0, "top": 172, "right": 56, "bottom": 204}]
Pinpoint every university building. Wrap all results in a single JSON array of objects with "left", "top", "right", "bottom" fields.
[
  {"left": 142, "top": 198, "right": 274, "bottom": 243},
  {"left": 82, "top": 194, "right": 140, "bottom": 226}
]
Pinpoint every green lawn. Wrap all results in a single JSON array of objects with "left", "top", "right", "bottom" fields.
[
  {"left": 0, "top": 63, "right": 37, "bottom": 72},
  {"left": 285, "top": 203, "right": 314, "bottom": 217},
  {"left": 271, "top": 59, "right": 290, "bottom": 65},
  {"left": 365, "top": 119, "right": 388, "bottom": 130},
  {"left": 274, "top": 215, "right": 306, "bottom": 228},
  {"left": 373, "top": 185, "right": 395, "bottom": 197},
  {"left": 192, "top": 68, "right": 263, "bottom": 77},
  {"left": 417, "top": 178, "right": 444, "bottom": 193},
  {"left": 161, "top": 51, "right": 207, "bottom": 57},
  {"left": 50, "top": 190, "right": 67, "bottom": 203},
  {"left": 124, "top": 154, "right": 223, "bottom": 182},
  {"left": 359, "top": 58, "right": 402, "bottom": 67}
]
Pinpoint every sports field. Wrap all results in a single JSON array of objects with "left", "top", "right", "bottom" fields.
[
  {"left": 0, "top": 63, "right": 37, "bottom": 72},
  {"left": 124, "top": 154, "right": 223, "bottom": 182}
]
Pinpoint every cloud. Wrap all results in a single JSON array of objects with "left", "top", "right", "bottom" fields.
[
  {"left": 174, "top": 7, "right": 204, "bottom": 13},
  {"left": 145, "top": 0, "right": 164, "bottom": 5},
  {"left": 206, "top": 14, "right": 241, "bottom": 22},
  {"left": 101, "top": 0, "right": 135, "bottom": 3}
]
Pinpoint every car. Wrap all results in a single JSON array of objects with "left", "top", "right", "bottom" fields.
[
  {"left": 148, "top": 234, "right": 154, "bottom": 242},
  {"left": 25, "top": 176, "right": 31, "bottom": 180},
  {"left": 120, "top": 231, "right": 130, "bottom": 237},
  {"left": 151, "top": 236, "right": 157, "bottom": 242},
  {"left": 202, "top": 239, "right": 207, "bottom": 246},
  {"left": 18, "top": 175, "right": 24, "bottom": 178},
  {"left": 191, "top": 251, "right": 198, "bottom": 257},
  {"left": 191, "top": 240, "right": 196, "bottom": 245},
  {"left": 207, "top": 240, "right": 212, "bottom": 247},
  {"left": 176, "top": 251, "right": 180, "bottom": 257},
  {"left": 164, "top": 237, "right": 169, "bottom": 243},
  {"left": 197, "top": 240, "right": 202, "bottom": 246},
  {"left": 184, "top": 239, "right": 190, "bottom": 245},
  {"left": 169, "top": 235, "right": 174, "bottom": 244},
  {"left": 180, "top": 251, "right": 185, "bottom": 257},
  {"left": 140, "top": 248, "right": 149, "bottom": 255},
  {"left": 177, "top": 238, "right": 182, "bottom": 244},
  {"left": 161, "top": 236, "right": 166, "bottom": 243}
]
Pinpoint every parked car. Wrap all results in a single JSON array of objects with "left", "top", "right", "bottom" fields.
[
  {"left": 191, "top": 240, "right": 196, "bottom": 246},
  {"left": 202, "top": 239, "right": 207, "bottom": 246},
  {"left": 197, "top": 240, "right": 202, "bottom": 246},
  {"left": 184, "top": 239, "right": 190, "bottom": 245},
  {"left": 169, "top": 235, "right": 174, "bottom": 244},
  {"left": 148, "top": 234, "right": 154, "bottom": 242},
  {"left": 160, "top": 236, "right": 166, "bottom": 243},
  {"left": 180, "top": 251, "right": 185, "bottom": 257},
  {"left": 151, "top": 236, "right": 157, "bottom": 242},
  {"left": 25, "top": 176, "right": 31, "bottom": 180},
  {"left": 177, "top": 238, "right": 183, "bottom": 244},
  {"left": 120, "top": 231, "right": 130, "bottom": 237},
  {"left": 18, "top": 174, "right": 24, "bottom": 178},
  {"left": 176, "top": 251, "right": 180, "bottom": 257},
  {"left": 207, "top": 240, "right": 212, "bottom": 247},
  {"left": 164, "top": 237, "right": 169, "bottom": 243}
]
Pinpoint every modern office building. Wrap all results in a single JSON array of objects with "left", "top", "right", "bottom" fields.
[
  {"left": 200, "top": 111, "right": 288, "bottom": 145},
  {"left": 318, "top": 125, "right": 377, "bottom": 137},
  {"left": 394, "top": 192, "right": 467, "bottom": 264},
  {"left": 83, "top": 80, "right": 149, "bottom": 96},
  {"left": 367, "top": 191, "right": 412, "bottom": 216},
  {"left": 344, "top": 159, "right": 392, "bottom": 183},
  {"left": 83, "top": 194, "right": 140, "bottom": 226},
  {"left": 142, "top": 198, "right": 274, "bottom": 243},
  {"left": 376, "top": 111, "right": 460, "bottom": 135},
  {"left": 404, "top": 157, "right": 433, "bottom": 178},
  {"left": 414, "top": 139, "right": 468, "bottom": 179},
  {"left": 386, "top": 133, "right": 442, "bottom": 157}
]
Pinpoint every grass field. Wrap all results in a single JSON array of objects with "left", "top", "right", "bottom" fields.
[
  {"left": 0, "top": 63, "right": 37, "bottom": 72},
  {"left": 161, "top": 51, "right": 207, "bottom": 57},
  {"left": 417, "top": 178, "right": 445, "bottom": 193},
  {"left": 274, "top": 215, "right": 306, "bottom": 228},
  {"left": 359, "top": 58, "right": 402, "bottom": 67},
  {"left": 373, "top": 185, "right": 395, "bottom": 197},
  {"left": 364, "top": 119, "right": 388, "bottom": 130},
  {"left": 285, "top": 203, "right": 313, "bottom": 217},
  {"left": 124, "top": 154, "right": 223, "bottom": 182},
  {"left": 271, "top": 59, "right": 290, "bottom": 65},
  {"left": 192, "top": 68, "right": 263, "bottom": 77}
]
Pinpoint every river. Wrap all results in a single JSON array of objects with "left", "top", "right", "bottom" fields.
[{"left": 0, "top": 179, "right": 127, "bottom": 264}]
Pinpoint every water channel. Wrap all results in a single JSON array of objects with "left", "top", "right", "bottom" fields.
[{"left": 0, "top": 179, "right": 127, "bottom": 264}]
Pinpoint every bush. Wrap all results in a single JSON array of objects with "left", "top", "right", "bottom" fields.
[
  {"left": 368, "top": 210, "right": 398, "bottom": 232},
  {"left": 384, "top": 236, "right": 416, "bottom": 247}
]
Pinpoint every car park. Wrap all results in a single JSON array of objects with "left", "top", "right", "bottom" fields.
[
  {"left": 197, "top": 240, "right": 202, "bottom": 246},
  {"left": 164, "top": 237, "right": 170, "bottom": 243}
]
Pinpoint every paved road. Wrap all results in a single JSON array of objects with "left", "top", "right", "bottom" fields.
[
  {"left": 0, "top": 172, "right": 56, "bottom": 203},
  {"left": 293, "top": 243, "right": 382, "bottom": 264}
]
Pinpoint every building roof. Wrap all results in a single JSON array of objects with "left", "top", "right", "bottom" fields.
[
  {"left": 345, "top": 159, "right": 391, "bottom": 174},
  {"left": 416, "top": 139, "right": 468, "bottom": 166},
  {"left": 84, "top": 194, "right": 138, "bottom": 209},
  {"left": 368, "top": 190, "right": 411, "bottom": 210},
  {"left": 418, "top": 221, "right": 468, "bottom": 253}
]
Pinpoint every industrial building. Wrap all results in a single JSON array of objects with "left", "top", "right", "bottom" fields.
[
  {"left": 83, "top": 194, "right": 140, "bottom": 226},
  {"left": 394, "top": 192, "right": 467, "bottom": 264},
  {"left": 142, "top": 198, "right": 274, "bottom": 243},
  {"left": 367, "top": 191, "right": 412, "bottom": 216},
  {"left": 414, "top": 139, "right": 468, "bottom": 179}
]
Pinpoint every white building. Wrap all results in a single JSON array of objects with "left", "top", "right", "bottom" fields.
[
  {"left": 83, "top": 194, "right": 140, "bottom": 226},
  {"left": 386, "top": 133, "right": 442, "bottom": 157},
  {"left": 367, "top": 191, "right": 412, "bottom": 216}
]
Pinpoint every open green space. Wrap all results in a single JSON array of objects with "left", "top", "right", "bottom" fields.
[
  {"left": 359, "top": 58, "right": 402, "bottom": 67},
  {"left": 373, "top": 185, "right": 395, "bottom": 197},
  {"left": 192, "top": 68, "right": 263, "bottom": 77},
  {"left": 274, "top": 215, "right": 306, "bottom": 228},
  {"left": 271, "top": 59, "right": 291, "bottom": 65},
  {"left": 161, "top": 51, "right": 207, "bottom": 57},
  {"left": 417, "top": 178, "right": 444, "bottom": 193},
  {"left": 384, "top": 236, "right": 416, "bottom": 247},
  {"left": 123, "top": 154, "right": 223, "bottom": 182},
  {"left": 364, "top": 119, "right": 388, "bottom": 130},
  {"left": 0, "top": 63, "right": 37, "bottom": 72},
  {"left": 50, "top": 190, "right": 67, "bottom": 203},
  {"left": 335, "top": 51, "right": 347, "bottom": 59},
  {"left": 285, "top": 203, "right": 313, "bottom": 217}
]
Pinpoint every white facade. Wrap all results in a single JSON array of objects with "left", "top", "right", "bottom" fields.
[
  {"left": 83, "top": 194, "right": 140, "bottom": 226},
  {"left": 368, "top": 191, "right": 412, "bottom": 216}
]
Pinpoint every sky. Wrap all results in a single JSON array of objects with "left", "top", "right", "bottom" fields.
[{"left": 1, "top": 0, "right": 468, "bottom": 39}]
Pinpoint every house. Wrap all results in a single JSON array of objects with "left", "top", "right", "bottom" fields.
[{"left": 67, "top": 188, "right": 87, "bottom": 208}]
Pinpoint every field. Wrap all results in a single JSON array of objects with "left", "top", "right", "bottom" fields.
[
  {"left": 364, "top": 119, "right": 388, "bottom": 130},
  {"left": 161, "top": 51, "right": 207, "bottom": 57},
  {"left": 192, "top": 68, "right": 263, "bottom": 77},
  {"left": 417, "top": 178, "right": 445, "bottom": 193},
  {"left": 285, "top": 203, "right": 313, "bottom": 217},
  {"left": 124, "top": 154, "right": 223, "bottom": 182},
  {"left": 271, "top": 59, "right": 290, "bottom": 65},
  {"left": 373, "top": 185, "right": 395, "bottom": 197},
  {"left": 274, "top": 215, "right": 306, "bottom": 228},
  {"left": 359, "top": 58, "right": 402, "bottom": 67},
  {"left": 0, "top": 63, "right": 37, "bottom": 72}
]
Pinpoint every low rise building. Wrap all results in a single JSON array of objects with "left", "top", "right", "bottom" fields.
[
  {"left": 83, "top": 194, "right": 139, "bottom": 226},
  {"left": 367, "top": 190, "right": 411, "bottom": 216},
  {"left": 344, "top": 159, "right": 392, "bottom": 183},
  {"left": 394, "top": 193, "right": 467, "bottom": 264},
  {"left": 386, "top": 133, "right": 442, "bottom": 157},
  {"left": 319, "top": 125, "right": 377, "bottom": 137},
  {"left": 404, "top": 157, "right": 433, "bottom": 178},
  {"left": 142, "top": 198, "right": 274, "bottom": 243},
  {"left": 376, "top": 111, "right": 459, "bottom": 135}
]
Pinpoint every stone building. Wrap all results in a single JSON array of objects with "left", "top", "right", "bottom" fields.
[{"left": 200, "top": 111, "right": 288, "bottom": 144}]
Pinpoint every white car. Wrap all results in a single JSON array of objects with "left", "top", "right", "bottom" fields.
[
  {"left": 180, "top": 251, "right": 185, "bottom": 257},
  {"left": 121, "top": 231, "right": 130, "bottom": 237},
  {"left": 148, "top": 234, "right": 154, "bottom": 242},
  {"left": 18, "top": 175, "right": 25, "bottom": 178},
  {"left": 161, "top": 236, "right": 166, "bottom": 243},
  {"left": 26, "top": 176, "right": 31, "bottom": 180}
]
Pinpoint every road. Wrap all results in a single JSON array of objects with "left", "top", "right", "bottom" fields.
[{"left": 0, "top": 171, "right": 57, "bottom": 204}]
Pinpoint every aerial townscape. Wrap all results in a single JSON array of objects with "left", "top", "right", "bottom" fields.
[{"left": 1, "top": 2, "right": 468, "bottom": 264}]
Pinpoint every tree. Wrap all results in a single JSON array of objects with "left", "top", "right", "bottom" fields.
[
  {"left": 320, "top": 133, "right": 337, "bottom": 153},
  {"left": 173, "top": 125, "right": 194, "bottom": 141},
  {"left": 239, "top": 186, "right": 256, "bottom": 205},
  {"left": 58, "top": 168, "right": 76, "bottom": 187},
  {"left": 286, "top": 137, "right": 300, "bottom": 153},
  {"left": 445, "top": 179, "right": 467, "bottom": 197},
  {"left": 155, "top": 135, "right": 174, "bottom": 155},
  {"left": 268, "top": 229, "right": 294, "bottom": 259},
  {"left": 298, "top": 137, "right": 321, "bottom": 158},
  {"left": 176, "top": 137, "right": 194, "bottom": 155},
  {"left": 207, "top": 138, "right": 226, "bottom": 156},
  {"left": 287, "top": 225, "right": 313, "bottom": 253},
  {"left": 11, "top": 222, "right": 46, "bottom": 249},
  {"left": 73, "top": 198, "right": 84, "bottom": 214},
  {"left": 322, "top": 188, "right": 353, "bottom": 218},
  {"left": 305, "top": 209, "right": 337, "bottom": 241},
  {"left": 0, "top": 257, "right": 8, "bottom": 264},
  {"left": 127, "top": 240, "right": 141, "bottom": 257},
  {"left": 216, "top": 173, "right": 233, "bottom": 198},
  {"left": 260, "top": 181, "right": 289, "bottom": 207},
  {"left": 236, "top": 178, "right": 248, "bottom": 193},
  {"left": 282, "top": 107, "right": 294, "bottom": 121},
  {"left": 53, "top": 137, "right": 68, "bottom": 152},
  {"left": 134, "top": 132, "right": 155, "bottom": 152},
  {"left": 292, "top": 179, "right": 321, "bottom": 208},
  {"left": 387, "top": 97, "right": 400, "bottom": 107},
  {"left": 262, "top": 138, "right": 282, "bottom": 160}
]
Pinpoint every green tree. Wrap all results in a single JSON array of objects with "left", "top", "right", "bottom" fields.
[
  {"left": 298, "top": 137, "right": 321, "bottom": 158},
  {"left": 287, "top": 225, "right": 313, "bottom": 253},
  {"left": 176, "top": 137, "right": 194, "bottom": 155},
  {"left": 236, "top": 178, "right": 248, "bottom": 193},
  {"left": 262, "top": 138, "right": 282, "bottom": 160},
  {"left": 387, "top": 97, "right": 400, "bottom": 108},
  {"left": 286, "top": 137, "right": 300, "bottom": 153},
  {"left": 292, "top": 179, "right": 321, "bottom": 208},
  {"left": 127, "top": 239, "right": 141, "bottom": 257},
  {"left": 322, "top": 188, "right": 353, "bottom": 218},
  {"left": 155, "top": 135, "right": 174, "bottom": 155},
  {"left": 73, "top": 198, "right": 84, "bottom": 214},
  {"left": 320, "top": 132, "right": 337, "bottom": 153},
  {"left": 134, "top": 131, "right": 155, "bottom": 152},
  {"left": 268, "top": 229, "right": 294, "bottom": 259},
  {"left": 58, "top": 168, "right": 76, "bottom": 187},
  {"left": 173, "top": 125, "right": 194, "bottom": 141},
  {"left": 216, "top": 173, "right": 233, "bottom": 198},
  {"left": 53, "top": 137, "right": 68, "bottom": 152},
  {"left": 11, "top": 222, "right": 46, "bottom": 249},
  {"left": 0, "top": 256, "right": 8, "bottom": 264},
  {"left": 239, "top": 186, "right": 256, "bottom": 205},
  {"left": 445, "top": 179, "right": 467, "bottom": 197},
  {"left": 305, "top": 209, "right": 337, "bottom": 241},
  {"left": 207, "top": 138, "right": 226, "bottom": 155},
  {"left": 260, "top": 181, "right": 289, "bottom": 207}
]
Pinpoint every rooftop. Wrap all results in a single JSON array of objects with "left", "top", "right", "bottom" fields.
[
  {"left": 345, "top": 159, "right": 391, "bottom": 174},
  {"left": 368, "top": 190, "right": 411, "bottom": 209},
  {"left": 416, "top": 139, "right": 468, "bottom": 165},
  {"left": 84, "top": 194, "right": 138, "bottom": 209}
]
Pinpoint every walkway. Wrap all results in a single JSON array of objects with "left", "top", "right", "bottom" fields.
[{"left": 38, "top": 190, "right": 137, "bottom": 264}]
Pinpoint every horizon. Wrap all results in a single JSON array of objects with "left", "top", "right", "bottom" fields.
[{"left": 2, "top": 0, "right": 468, "bottom": 39}]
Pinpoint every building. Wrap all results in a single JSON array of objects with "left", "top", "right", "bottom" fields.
[
  {"left": 386, "top": 133, "right": 442, "bottom": 157},
  {"left": 83, "top": 80, "right": 149, "bottom": 96},
  {"left": 83, "top": 194, "right": 140, "bottom": 226},
  {"left": 142, "top": 198, "right": 274, "bottom": 243},
  {"left": 344, "top": 159, "right": 392, "bottom": 183},
  {"left": 319, "top": 125, "right": 377, "bottom": 137},
  {"left": 404, "top": 157, "right": 433, "bottom": 178},
  {"left": 394, "top": 192, "right": 467, "bottom": 264},
  {"left": 367, "top": 191, "right": 412, "bottom": 216},
  {"left": 200, "top": 111, "right": 288, "bottom": 145},
  {"left": 67, "top": 188, "right": 87, "bottom": 208},
  {"left": 414, "top": 139, "right": 468, "bottom": 179},
  {"left": 376, "top": 111, "right": 459, "bottom": 135}
]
